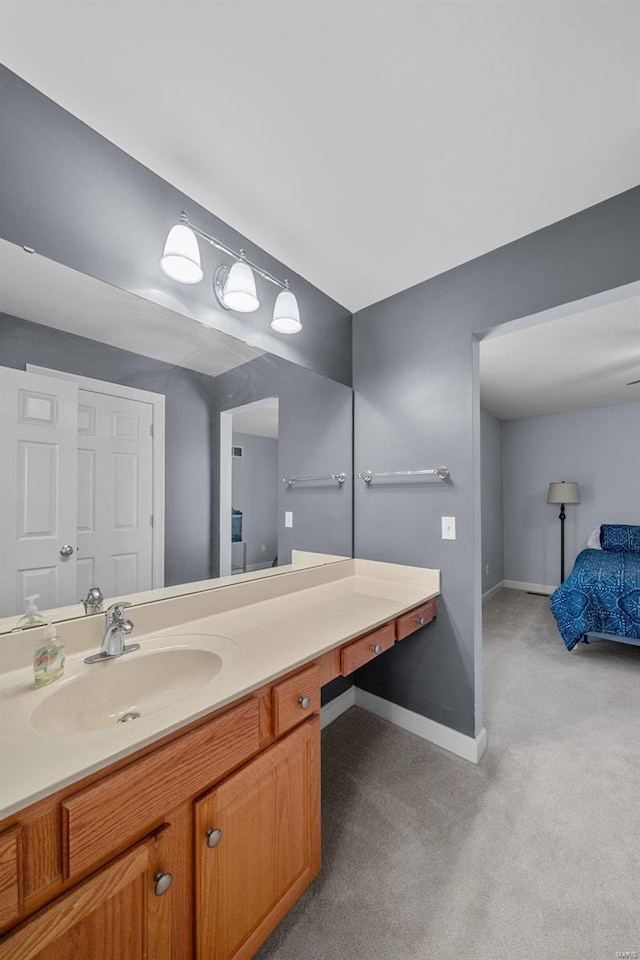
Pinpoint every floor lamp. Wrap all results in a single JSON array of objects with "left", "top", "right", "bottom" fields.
[{"left": 547, "top": 482, "right": 581, "bottom": 583}]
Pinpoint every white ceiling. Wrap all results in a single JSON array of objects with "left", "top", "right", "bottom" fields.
[
  {"left": 480, "top": 293, "right": 640, "bottom": 420},
  {"left": 232, "top": 399, "right": 279, "bottom": 440},
  {"left": 0, "top": 240, "right": 263, "bottom": 377},
  {"left": 0, "top": 1, "right": 637, "bottom": 313}
]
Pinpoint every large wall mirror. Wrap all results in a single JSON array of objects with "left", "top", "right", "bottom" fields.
[{"left": 0, "top": 239, "right": 353, "bottom": 632}]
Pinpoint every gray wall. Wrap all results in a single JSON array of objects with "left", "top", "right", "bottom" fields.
[
  {"left": 503, "top": 401, "right": 640, "bottom": 588},
  {"left": 232, "top": 432, "right": 278, "bottom": 569},
  {"left": 0, "top": 312, "right": 353, "bottom": 591},
  {"left": 481, "top": 408, "right": 504, "bottom": 595},
  {"left": 0, "top": 66, "right": 352, "bottom": 386},
  {"left": 353, "top": 187, "right": 640, "bottom": 739}
]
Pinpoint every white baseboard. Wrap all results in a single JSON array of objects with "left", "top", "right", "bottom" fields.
[
  {"left": 503, "top": 579, "right": 556, "bottom": 595},
  {"left": 354, "top": 688, "right": 488, "bottom": 764},
  {"left": 320, "top": 686, "right": 355, "bottom": 729},
  {"left": 482, "top": 580, "right": 505, "bottom": 604}
]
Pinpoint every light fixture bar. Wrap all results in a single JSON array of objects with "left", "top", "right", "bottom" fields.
[{"left": 179, "top": 212, "right": 287, "bottom": 290}]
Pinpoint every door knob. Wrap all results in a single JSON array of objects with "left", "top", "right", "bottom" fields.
[
  {"left": 59, "top": 544, "right": 74, "bottom": 557},
  {"left": 371, "top": 644, "right": 383, "bottom": 655},
  {"left": 153, "top": 871, "right": 173, "bottom": 896},
  {"left": 206, "top": 827, "right": 222, "bottom": 848},
  {"left": 298, "top": 696, "right": 312, "bottom": 710}
]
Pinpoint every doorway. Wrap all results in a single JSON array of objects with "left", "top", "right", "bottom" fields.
[
  {"left": 0, "top": 364, "right": 164, "bottom": 617},
  {"left": 219, "top": 398, "right": 279, "bottom": 578}
]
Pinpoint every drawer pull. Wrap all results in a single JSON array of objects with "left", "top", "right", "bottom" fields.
[
  {"left": 417, "top": 616, "right": 428, "bottom": 626},
  {"left": 371, "top": 644, "right": 383, "bottom": 655},
  {"left": 298, "top": 696, "right": 312, "bottom": 710},
  {"left": 206, "top": 827, "right": 222, "bottom": 848},
  {"left": 153, "top": 870, "right": 173, "bottom": 896}
]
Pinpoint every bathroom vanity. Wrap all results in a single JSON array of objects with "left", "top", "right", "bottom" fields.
[{"left": 0, "top": 559, "right": 439, "bottom": 959}]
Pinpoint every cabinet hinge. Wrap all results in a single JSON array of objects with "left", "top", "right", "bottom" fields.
[
  {"left": 150, "top": 514, "right": 154, "bottom": 527},
  {"left": 150, "top": 424, "right": 154, "bottom": 438}
]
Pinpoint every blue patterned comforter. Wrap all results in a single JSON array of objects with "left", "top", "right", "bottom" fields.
[{"left": 550, "top": 549, "right": 640, "bottom": 650}]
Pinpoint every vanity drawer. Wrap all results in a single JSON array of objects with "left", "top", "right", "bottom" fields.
[
  {"left": 396, "top": 599, "right": 437, "bottom": 641},
  {"left": 340, "top": 622, "right": 395, "bottom": 676},
  {"left": 62, "top": 698, "right": 260, "bottom": 880},
  {"left": 0, "top": 827, "right": 22, "bottom": 929},
  {"left": 272, "top": 664, "right": 321, "bottom": 738}
]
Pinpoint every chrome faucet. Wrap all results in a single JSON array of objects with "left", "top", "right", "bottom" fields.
[
  {"left": 81, "top": 585, "right": 104, "bottom": 615},
  {"left": 84, "top": 602, "right": 140, "bottom": 664}
]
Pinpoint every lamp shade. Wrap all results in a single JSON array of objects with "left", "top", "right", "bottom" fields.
[
  {"left": 159, "top": 224, "right": 203, "bottom": 284},
  {"left": 547, "top": 482, "right": 580, "bottom": 505},
  {"left": 222, "top": 261, "right": 259, "bottom": 312},
  {"left": 271, "top": 288, "right": 302, "bottom": 334}
]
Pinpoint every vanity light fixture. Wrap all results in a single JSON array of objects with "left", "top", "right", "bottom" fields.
[
  {"left": 271, "top": 282, "right": 302, "bottom": 335},
  {"left": 215, "top": 256, "right": 259, "bottom": 313},
  {"left": 160, "top": 212, "right": 302, "bottom": 333},
  {"left": 159, "top": 223, "right": 204, "bottom": 284}
]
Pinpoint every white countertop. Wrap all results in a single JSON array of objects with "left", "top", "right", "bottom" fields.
[{"left": 0, "top": 559, "right": 439, "bottom": 819}]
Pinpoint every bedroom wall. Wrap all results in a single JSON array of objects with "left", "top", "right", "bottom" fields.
[
  {"left": 481, "top": 408, "right": 504, "bottom": 597},
  {"left": 354, "top": 186, "right": 640, "bottom": 741},
  {"left": 503, "top": 400, "right": 640, "bottom": 590}
]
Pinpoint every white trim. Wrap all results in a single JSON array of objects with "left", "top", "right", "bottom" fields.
[
  {"left": 354, "top": 688, "right": 488, "bottom": 764},
  {"left": 320, "top": 686, "right": 356, "bottom": 729},
  {"left": 482, "top": 579, "right": 505, "bottom": 604},
  {"left": 503, "top": 579, "right": 556, "bottom": 595},
  {"left": 471, "top": 333, "right": 484, "bottom": 738},
  {"left": 27, "top": 364, "right": 165, "bottom": 589}
]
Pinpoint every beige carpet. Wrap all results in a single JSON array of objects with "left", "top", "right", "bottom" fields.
[{"left": 256, "top": 588, "right": 640, "bottom": 960}]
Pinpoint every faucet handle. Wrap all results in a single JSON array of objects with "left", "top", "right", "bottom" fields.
[{"left": 106, "top": 601, "right": 133, "bottom": 621}]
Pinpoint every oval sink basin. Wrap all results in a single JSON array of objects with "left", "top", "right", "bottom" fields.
[{"left": 31, "top": 635, "right": 236, "bottom": 735}]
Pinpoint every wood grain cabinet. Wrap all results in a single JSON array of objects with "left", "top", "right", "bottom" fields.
[
  {"left": 195, "top": 718, "right": 320, "bottom": 960},
  {"left": 0, "top": 833, "right": 173, "bottom": 960},
  {"left": 0, "top": 599, "right": 435, "bottom": 960}
]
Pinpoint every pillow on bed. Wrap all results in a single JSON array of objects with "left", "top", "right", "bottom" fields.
[
  {"left": 600, "top": 524, "right": 640, "bottom": 554},
  {"left": 586, "top": 528, "right": 602, "bottom": 550}
]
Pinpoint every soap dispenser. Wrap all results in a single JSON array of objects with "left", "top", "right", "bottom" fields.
[{"left": 15, "top": 595, "right": 66, "bottom": 687}]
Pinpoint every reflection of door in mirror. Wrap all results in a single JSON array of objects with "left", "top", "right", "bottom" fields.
[
  {"left": 220, "top": 398, "right": 279, "bottom": 578},
  {"left": 0, "top": 365, "right": 164, "bottom": 618}
]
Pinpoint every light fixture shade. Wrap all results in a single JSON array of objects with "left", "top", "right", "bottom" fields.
[
  {"left": 271, "top": 289, "right": 302, "bottom": 334},
  {"left": 547, "top": 482, "right": 580, "bottom": 504},
  {"left": 159, "top": 224, "right": 203, "bottom": 284},
  {"left": 222, "top": 261, "right": 259, "bottom": 312}
]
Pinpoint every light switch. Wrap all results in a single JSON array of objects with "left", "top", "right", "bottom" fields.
[
  {"left": 285, "top": 511, "right": 293, "bottom": 528},
  {"left": 441, "top": 516, "right": 456, "bottom": 540}
]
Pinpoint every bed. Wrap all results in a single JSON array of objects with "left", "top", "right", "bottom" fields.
[{"left": 550, "top": 525, "right": 640, "bottom": 651}]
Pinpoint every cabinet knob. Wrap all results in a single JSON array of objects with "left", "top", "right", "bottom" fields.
[
  {"left": 298, "top": 696, "right": 312, "bottom": 710},
  {"left": 153, "top": 871, "right": 173, "bottom": 896},
  {"left": 206, "top": 827, "right": 222, "bottom": 848},
  {"left": 417, "top": 616, "right": 428, "bottom": 626},
  {"left": 371, "top": 644, "right": 383, "bottom": 655}
]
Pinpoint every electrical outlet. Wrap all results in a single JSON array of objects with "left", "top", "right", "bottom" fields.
[
  {"left": 285, "top": 511, "right": 293, "bottom": 529},
  {"left": 261, "top": 544, "right": 266, "bottom": 552},
  {"left": 441, "top": 516, "right": 456, "bottom": 540}
]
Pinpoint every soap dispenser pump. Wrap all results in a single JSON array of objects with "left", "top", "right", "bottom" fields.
[{"left": 15, "top": 595, "right": 66, "bottom": 687}]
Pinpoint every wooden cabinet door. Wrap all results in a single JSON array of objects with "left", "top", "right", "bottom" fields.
[
  {"left": 195, "top": 717, "right": 320, "bottom": 960},
  {"left": 0, "top": 834, "right": 172, "bottom": 960}
]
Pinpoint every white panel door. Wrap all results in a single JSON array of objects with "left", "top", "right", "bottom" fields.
[
  {"left": 76, "top": 389, "right": 153, "bottom": 598},
  {"left": 0, "top": 367, "right": 79, "bottom": 617}
]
